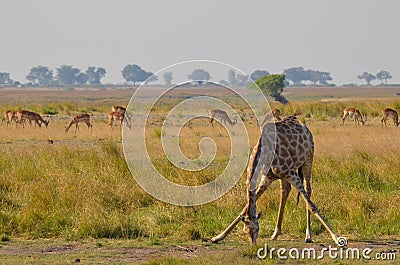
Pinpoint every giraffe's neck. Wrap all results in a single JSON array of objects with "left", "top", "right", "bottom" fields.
[{"left": 246, "top": 138, "right": 262, "bottom": 218}]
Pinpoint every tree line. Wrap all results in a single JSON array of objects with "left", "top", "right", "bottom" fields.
[
  {"left": 0, "top": 64, "right": 158, "bottom": 87},
  {"left": 0, "top": 64, "right": 394, "bottom": 87}
]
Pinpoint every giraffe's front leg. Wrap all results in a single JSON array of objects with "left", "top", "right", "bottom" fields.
[
  {"left": 211, "top": 175, "right": 276, "bottom": 243},
  {"left": 270, "top": 179, "right": 291, "bottom": 240}
]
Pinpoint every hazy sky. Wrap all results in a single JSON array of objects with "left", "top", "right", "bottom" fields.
[{"left": 1, "top": 0, "right": 399, "bottom": 85}]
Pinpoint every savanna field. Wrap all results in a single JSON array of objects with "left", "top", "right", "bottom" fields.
[{"left": 0, "top": 86, "right": 399, "bottom": 264}]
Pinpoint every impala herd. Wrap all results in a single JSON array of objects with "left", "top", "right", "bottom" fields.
[
  {"left": 1, "top": 106, "right": 399, "bottom": 132},
  {"left": 1, "top": 105, "right": 132, "bottom": 133},
  {"left": 208, "top": 107, "right": 399, "bottom": 128},
  {"left": 1, "top": 110, "right": 49, "bottom": 128}
]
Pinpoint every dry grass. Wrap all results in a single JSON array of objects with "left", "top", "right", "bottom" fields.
[{"left": 0, "top": 87, "right": 399, "bottom": 258}]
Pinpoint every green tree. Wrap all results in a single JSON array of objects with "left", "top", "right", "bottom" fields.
[
  {"left": 357, "top": 72, "right": 376, "bottom": 85},
  {"left": 76, "top": 73, "right": 87, "bottom": 85},
  {"left": 284, "top": 67, "right": 309, "bottom": 85},
  {"left": 306, "top": 70, "right": 332, "bottom": 85},
  {"left": 188, "top": 69, "right": 211, "bottom": 81},
  {"left": 0, "top": 72, "right": 12, "bottom": 86},
  {"left": 56, "top": 65, "right": 84, "bottom": 85},
  {"left": 228, "top": 69, "right": 237, "bottom": 85},
  {"left": 26, "top": 66, "right": 54, "bottom": 86},
  {"left": 163, "top": 71, "right": 173, "bottom": 86},
  {"left": 250, "top": 70, "right": 270, "bottom": 81},
  {"left": 122, "top": 64, "right": 153, "bottom": 85},
  {"left": 255, "top": 74, "right": 288, "bottom": 104},
  {"left": 376, "top": 70, "right": 392, "bottom": 85},
  {"left": 146, "top": 74, "right": 158, "bottom": 83},
  {"left": 85, "top": 66, "right": 106, "bottom": 85},
  {"left": 236, "top": 73, "right": 250, "bottom": 86}
]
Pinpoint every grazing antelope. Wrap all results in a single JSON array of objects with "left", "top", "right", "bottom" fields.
[
  {"left": 211, "top": 116, "right": 344, "bottom": 247},
  {"left": 65, "top": 114, "right": 93, "bottom": 133},
  {"left": 260, "top": 108, "right": 281, "bottom": 127},
  {"left": 381, "top": 108, "right": 399, "bottom": 127},
  {"left": 112, "top": 105, "right": 132, "bottom": 122},
  {"left": 108, "top": 111, "right": 131, "bottom": 129},
  {"left": 15, "top": 110, "right": 49, "bottom": 128},
  {"left": 208, "top": 109, "right": 237, "bottom": 126},
  {"left": 111, "top": 105, "right": 126, "bottom": 113},
  {"left": 2, "top": 110, "right": 18, "bottom": 127},
  {"left": 341, "top": 108, "right": 367, "bottom": 126}
]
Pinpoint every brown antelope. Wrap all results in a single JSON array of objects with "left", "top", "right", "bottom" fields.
[
  {"left": 2, "top": 110, "right": 18, "bottom": 127},
  {"left": 208, "top": 109, "right": 237, "bottom": 126},
  {"left": 111, "top": 105, "right": 126, "bottom": 113},
  {"left": 260, "top": 108, "right": 281, "bottom": 127},
  {"left": 15, "top": 110, "right": 49, "bottom": 128},
  {"left": 341, "top": 108, "right": 367, "bottom": 126},
  {"left": 108, "top": 111, "right": 131, "bottom": 129},
  {"left": 381, "top": 108, "right": 399, "bottom": 127},
  {"left": 65, "top": 114, "right": 93, "bottom": 133},
  {"left": 111, "top": 105, "right": 132, "bottom": 122}
]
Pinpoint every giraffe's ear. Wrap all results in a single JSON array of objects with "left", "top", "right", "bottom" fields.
[{"left": 257, "top": 212, "right": 262, "bottom": 219}]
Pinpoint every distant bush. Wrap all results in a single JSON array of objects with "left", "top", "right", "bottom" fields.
[{"left": 41, "top": 106, "right": 58, "bottom": 115}]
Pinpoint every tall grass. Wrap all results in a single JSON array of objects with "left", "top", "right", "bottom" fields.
[
  {"left": 0, "top": 88, "right": 399, "bottom": 243},
  {"left": 0, "top": 131, "right": 399, "bottom": 241}
]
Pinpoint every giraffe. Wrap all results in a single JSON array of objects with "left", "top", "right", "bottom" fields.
[{"left": 211, "top": 116, "right": 345, "bottom": 246}]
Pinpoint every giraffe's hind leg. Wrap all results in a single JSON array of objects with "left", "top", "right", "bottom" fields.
[
  {"left": 286, "top": 171, "right": 343, "bottom": 246},
  {"left": 301, "top": 162, "right": 313, "bottom": 243}
]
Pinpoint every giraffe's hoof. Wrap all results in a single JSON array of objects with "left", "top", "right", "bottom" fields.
[
  {"left": 305, "top": 238, "right": 313, "bottom": 243},
  {"left": 210, "top": 237, "right": 220, "bottom": 243},
  {"left": 270, "top": 232, "right": 280, "bottom": 240}
]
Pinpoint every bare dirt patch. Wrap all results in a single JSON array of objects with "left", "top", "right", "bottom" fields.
[
  {"left": 0, "top": 239, "right": 399, "bottom": 264},
  {"left": 0, "top": 239, "right": 227, "bottom": 264}
]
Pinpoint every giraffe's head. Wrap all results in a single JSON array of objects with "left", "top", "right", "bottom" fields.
[{"left": 241, "top": 212, "right": 262, "bottom": 246}]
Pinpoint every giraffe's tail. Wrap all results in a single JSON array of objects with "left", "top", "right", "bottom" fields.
[{"left": 296, "top": 166, "right": 304, "bottom": 205}]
